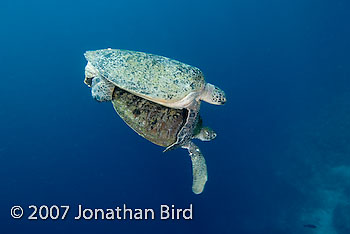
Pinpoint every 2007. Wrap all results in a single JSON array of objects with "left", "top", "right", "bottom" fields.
[{"left": 28, "top": 205, "right": 70, "bottom": 220}]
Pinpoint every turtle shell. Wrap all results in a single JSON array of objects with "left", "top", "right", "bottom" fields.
[
  {"left": 85, "top": 49, "right": 205, "bottom": 105},
  {"left": 112, "top": 86, "right": 188, "bottom": 147}
]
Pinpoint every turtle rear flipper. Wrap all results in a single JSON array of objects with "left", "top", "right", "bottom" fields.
[
  {"left": 91, "top": 76, "right": 115, "bottom": 102},
  {"left": 183, "top": 142, "right": 208, "bottom": 194}
]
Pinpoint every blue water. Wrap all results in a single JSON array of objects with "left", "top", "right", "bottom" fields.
[{"left": 1, "top": 0, "right": 350, "bottom": 233}]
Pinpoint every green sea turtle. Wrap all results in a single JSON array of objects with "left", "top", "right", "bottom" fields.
[
  {"left": 84, "top": 49, "right": 226, "bottom": 151},
  {"left": 111, "top": 86, "right": 217, "bottom": 194}
]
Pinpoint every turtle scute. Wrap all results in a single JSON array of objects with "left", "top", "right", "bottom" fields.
[{"left": 111, "top": 87, "right": 187, "bottom": 147}]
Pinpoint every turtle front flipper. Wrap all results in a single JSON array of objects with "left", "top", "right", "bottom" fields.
[
  {"left": 91, "top": 76, "right": 115, "bottom": 102},
  {"left": 182, "top": 141, "right": 208, "bottom": 194},
  {"left": 164, "top": 104, "right": 200, "bottom": 152}
]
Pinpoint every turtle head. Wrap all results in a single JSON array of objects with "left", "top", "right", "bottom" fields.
[
  {"left": 196, "top": 127, "right": 217, "bottom": 141},
  {"left": 201, "top": 83, "right": 226, "bottom": 105}
]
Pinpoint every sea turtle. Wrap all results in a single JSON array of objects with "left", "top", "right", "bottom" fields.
[
  {"left": 111, "top": 86, "right": 217, "bottom": 194},
  {"left": 84, "top": 49, "right": 226, "bottom": 151}
]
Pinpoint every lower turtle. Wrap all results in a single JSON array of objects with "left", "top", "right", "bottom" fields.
[{"left": 111, "top": 86, "right": 217, "bottom": 194}]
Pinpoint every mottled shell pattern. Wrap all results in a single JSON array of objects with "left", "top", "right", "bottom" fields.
[
  {"left": 112, "top": 86, "right": 187, "bottom": 147},
  {"left": 85, "top": 49, "right": 205, "bottom": 104}
]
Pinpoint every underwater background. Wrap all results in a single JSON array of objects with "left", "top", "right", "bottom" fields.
[{"left": 1, "top": 0, "right": 350, "bottom": 233}]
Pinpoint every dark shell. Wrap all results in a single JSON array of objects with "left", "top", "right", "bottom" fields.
[{"left": 112, "top": 87, "right": 188, "bottom": 147}]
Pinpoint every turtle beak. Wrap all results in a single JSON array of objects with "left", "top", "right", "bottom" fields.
[{"left": 220, "top": 96, "right": 226, "bottom": 105}]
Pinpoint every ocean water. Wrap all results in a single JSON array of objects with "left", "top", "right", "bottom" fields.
[{"left": 1, "top": 0, "right": 350, "bottom": 233}]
